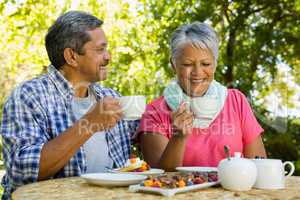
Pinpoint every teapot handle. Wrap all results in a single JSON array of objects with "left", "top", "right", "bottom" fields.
[{"left": 283, "top": 161, "right": 295, "bottom": 177}]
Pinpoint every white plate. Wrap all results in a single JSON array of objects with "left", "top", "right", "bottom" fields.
[
  {"left": 109, "top": 168, "right": 165, "bottom": 175},
  {"left": 81, "top": 173, "right": 147, "bottom": 186},
  {"left": 175, "top": 167, "right": 218, "bottom": 173},
  {"left": 129, "top": 181, "right": 219, "bottom": 197}
]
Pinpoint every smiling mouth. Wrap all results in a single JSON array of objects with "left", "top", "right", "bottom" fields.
[
  {"left": 99, "top": 66, "right": 107, "bottom": 70},
  {"left": 190, "top": 79, "right": 207, "bottom": 84}
]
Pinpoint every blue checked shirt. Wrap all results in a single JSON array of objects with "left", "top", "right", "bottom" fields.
[{"left": 1, "top": 65, "right": 139, "bottom": 199}]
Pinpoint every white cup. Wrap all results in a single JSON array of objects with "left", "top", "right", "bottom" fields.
[
  {"left": 190, "top": 97, "right": 218, "bottom": 119},
  {"left": 119, "top": 96, "right": 146, "bottom": 120},
  {"left": 253, "top": 159, "right": 295, "bottom": 189}
]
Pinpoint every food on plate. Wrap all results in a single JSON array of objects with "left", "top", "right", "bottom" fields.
[
  {"left": 141, "top": 171, "right": 218, "bottom": 188},
  {"left": 117, "top": 157, "right": 150, "bottom": 172}
]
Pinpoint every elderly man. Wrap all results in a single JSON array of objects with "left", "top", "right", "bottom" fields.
[{"left": 1, "top": 11, "right": 137, "bottom": 199}]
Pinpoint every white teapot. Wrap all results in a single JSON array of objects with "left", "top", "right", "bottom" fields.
[{"left": 218, "top": 152, "right": 257, "bottom": 191}]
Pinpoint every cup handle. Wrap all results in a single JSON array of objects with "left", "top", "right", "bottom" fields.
[{"left": 283, "top": 161, "right": 295, "bottom": 177}]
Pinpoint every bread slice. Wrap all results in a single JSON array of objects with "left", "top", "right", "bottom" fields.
[{"left": 117, "top": 165, "right": 141, "bottom": 172}]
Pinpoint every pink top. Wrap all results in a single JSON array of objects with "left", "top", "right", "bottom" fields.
[{"left": 138, "top": 89, "right": 263, "bottom": 167}]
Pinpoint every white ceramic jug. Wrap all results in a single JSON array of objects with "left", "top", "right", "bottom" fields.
[{"left": 253, "top": 159, "right": 295, "bottom": 189}]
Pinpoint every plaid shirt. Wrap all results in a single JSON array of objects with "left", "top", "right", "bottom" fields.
[{"left": 1, "top": 65, "right": 138, "bottom": 199}]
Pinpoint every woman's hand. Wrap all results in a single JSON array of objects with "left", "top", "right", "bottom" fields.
[{"left": 171, "top": 102, "right": 194, "bottom": 137}]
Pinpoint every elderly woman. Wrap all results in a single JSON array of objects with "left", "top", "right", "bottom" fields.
[{"left": 138, "top": 22, "right": 266, "bottom": 171}]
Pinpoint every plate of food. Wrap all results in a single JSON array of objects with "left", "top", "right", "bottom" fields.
[
  {"left": 129, "top": 171, "right": 219, "bottom": 197},
  {"left": 81, "top": 173, "right": 147, "bottom": 187},
  {"left": 175, "top": 166, "right": 218, "bottom": 173},
  {"left": 110, "top": 157, "right": 165, "bottom": 175}
]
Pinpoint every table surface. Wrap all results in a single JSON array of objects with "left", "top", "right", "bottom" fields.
[{"left": 12, "top": 175, "right": 300, "bottom": 200}]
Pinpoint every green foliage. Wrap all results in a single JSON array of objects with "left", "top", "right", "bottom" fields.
[
  {"left": 141, "top": 0, "right": 300, "bottom": 102},
  {"left": 265, "top": 133, "right": 299, "bottom": 161},
  {"left": 257, "top": 110, "right": 300, "bottom": 175},
  {"left": 262, "top": 122, "right": 300, "bottom": 175},
  {"left": 1, "top": 0, "right": 299, "bottom": 107}
]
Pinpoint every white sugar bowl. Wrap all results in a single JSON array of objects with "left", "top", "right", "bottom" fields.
[{"left": 218, "top": 152, "right": 257, "bottom": 191}]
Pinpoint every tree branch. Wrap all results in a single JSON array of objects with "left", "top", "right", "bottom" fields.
[{"left": 222, "top": 1, "right": 232, "bottom": 24}]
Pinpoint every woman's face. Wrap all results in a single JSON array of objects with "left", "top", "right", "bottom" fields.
[{"left": 172, "top": 44, "right": 216, "bottom": 97}]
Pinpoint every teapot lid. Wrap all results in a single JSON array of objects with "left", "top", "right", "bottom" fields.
[
  {"left": 234, "top": 152, "right": 242, "bottom": 158},
  {"left": 218, "top": 151, "right": 256, "bottom": 170}
]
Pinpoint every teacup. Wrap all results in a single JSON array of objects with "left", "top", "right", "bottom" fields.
[
  {"left": 190, "top": 97, "right": 218, "bottom": 119},
  {"left": 253, "top": 159, "right": 295, "bottom": 189},
  {"left": 119, "top": 96, "right": 146, "bottom": 120}
]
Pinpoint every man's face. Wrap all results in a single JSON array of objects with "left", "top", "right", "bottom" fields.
[{"left": 76, "top": 27, "right": 111, "bottom": 82}]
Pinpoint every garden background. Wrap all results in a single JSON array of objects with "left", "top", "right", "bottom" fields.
[{"left": 0, "top": 0, "right": 299, "bottom": 194}]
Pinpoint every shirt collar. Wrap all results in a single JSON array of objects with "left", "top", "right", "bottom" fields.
[
  {"left": 48, "top": 64, "right": 101, "bottom": 100},
  {"left": 48, "top": 65, "right": 75, "bottom": 99}
]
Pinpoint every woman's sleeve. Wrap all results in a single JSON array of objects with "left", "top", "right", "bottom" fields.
[
  {"left": 235, "top": 90, "right": 264, "bottom": 145},
  {"left": 137, "top": 101, "right": 171, "bottom": 139}
]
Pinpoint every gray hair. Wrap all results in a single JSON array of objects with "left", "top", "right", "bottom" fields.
[
  {"left": 45, "top": 11, "right": 103, "bottom": 69},
  {"left": 170, "top": 22, "right": 219, "bottom": 65}
]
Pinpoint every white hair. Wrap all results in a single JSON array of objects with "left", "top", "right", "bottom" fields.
[{"left": 170, "top": 21, "right": 219, "bottom": 65}]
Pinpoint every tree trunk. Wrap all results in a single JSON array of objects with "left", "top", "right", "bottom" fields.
[{"left": 225, "top": 27, "right": 236, "bottom": 87}]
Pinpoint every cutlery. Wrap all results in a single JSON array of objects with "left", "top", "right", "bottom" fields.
[{"left": 224, "top": 145, "right": 231, "bottom": 161}]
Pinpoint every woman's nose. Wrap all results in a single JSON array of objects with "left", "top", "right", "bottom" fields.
[{"left": 191, "top": 63, "right": 205, "bottom": 75}]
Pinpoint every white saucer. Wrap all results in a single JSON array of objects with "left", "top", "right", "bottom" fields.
[{"left": 81, "top": 173, "right": 147, "bottom": 186}]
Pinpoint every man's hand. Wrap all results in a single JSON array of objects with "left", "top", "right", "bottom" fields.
[
  {"left": 38, "top": 97, "right": 122, "bottom": 180},
  {"left": 84, "top": 96, "right": 123, "bottom": 133}
]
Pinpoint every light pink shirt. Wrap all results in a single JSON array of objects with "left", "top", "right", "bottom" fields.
[{"left": 138, "top": 89, "right": 263, "bottom": 167}]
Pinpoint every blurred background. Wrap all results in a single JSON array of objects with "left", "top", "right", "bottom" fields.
[{"left": 0, "top": 0, "right": 299, "bottom": 193}]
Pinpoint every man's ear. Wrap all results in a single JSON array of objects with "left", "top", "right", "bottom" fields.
[{"left": 63, "top": 48, "right": 79, "bottom": 67}]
